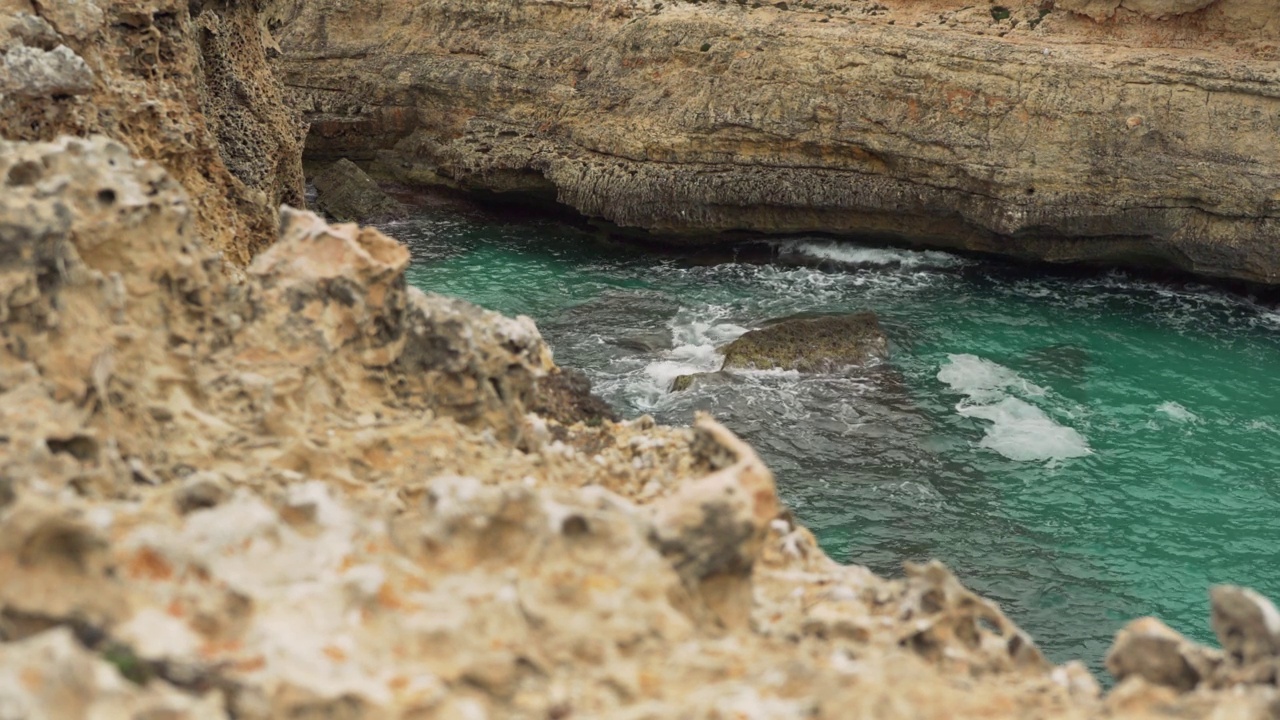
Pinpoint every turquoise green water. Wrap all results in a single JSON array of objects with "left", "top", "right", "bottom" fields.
[{"left": 391, "top": 202, "right": 1280, "bottom": 675}]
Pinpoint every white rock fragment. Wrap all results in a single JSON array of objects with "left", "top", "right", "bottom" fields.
[{"left": 0, "top": 45, "right": 94, "bottom": 98}]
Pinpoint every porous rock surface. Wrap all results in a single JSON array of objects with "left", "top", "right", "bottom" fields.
[
  {"left": 0, "top": 0, "right": 305, "bottom": 263},
  {"left": 273, "top": 0, "right": 1280, "bottom": 284},
  {"left": 6, "top": 132, "right": 1280, "bottom": 719}
]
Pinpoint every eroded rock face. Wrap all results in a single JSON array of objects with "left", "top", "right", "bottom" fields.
[
  {"left": 1211, "top": 585, "right": 1280, "bottom": 665},
  {"left": 0, "top": 0, "right": 304, "bottom": 263},
  {"left": 274, "top": 0, "right": 1280, "bottom": 284},
  {"left": 1106, "top": 586, "right": 1280, "bottom": 702},
  {"left": 721, "top": 312, "right": 889, "bottom": 372},
  {"left": 1059, "top": 0, "right": 1217, "bottom": 20}
]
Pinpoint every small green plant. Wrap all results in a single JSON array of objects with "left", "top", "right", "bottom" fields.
[
  {"left": 102, "top": 643, "right": 152, "bottom": 686},
  {"left": 700, "top": 42, "right": 712, "bottom": 52},
  {"left": 991, "top": 6, "right": 1011, "bottom": 21}
]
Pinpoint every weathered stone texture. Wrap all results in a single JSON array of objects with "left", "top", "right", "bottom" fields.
[
  {"left": 0, "top": 0, "right": 305, "bottom": 263},
  {"left": 274, "top": 0, "right": 1280, "bottom": 283}
]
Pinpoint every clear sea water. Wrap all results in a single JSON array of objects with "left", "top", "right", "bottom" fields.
[{"left": 388, "top": 199, "right": 1280, "bottom": 677}]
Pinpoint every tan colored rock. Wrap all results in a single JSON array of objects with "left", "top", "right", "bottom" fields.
[
  {"left": 0, "top": 44, "right": 94, "bottom": 97},
  {"left": 1211, "top": 585, "right": 1280, "bottom": 665},
  {"left": 6, "top": 135, "right": 1280, "bottom": 719},
  {"left": 274, "top": 0, "right": 1280, "bottom": 284},
  {"left": 1105, "top": 617, "right": 1216, "bottom": 691},
  {"left": 0, "top": 628, "right": 224, "bottom": 719},
  {"left": 1059, "top": 0, "right": 1217, "bottom": 20},
  {"left": 1, "top": 0, "right": 304, "bottom": 263},
  {"left": 529, "top": 367, "right": 620, "bottom": 427},
  {"left": 30, "top": 0, "right": 104, "bottom": 39}
]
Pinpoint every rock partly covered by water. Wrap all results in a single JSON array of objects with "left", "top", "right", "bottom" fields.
[
  {"left": 722, "top": 312, "right": 889, "bottom": 373},
  {"left": 274, "top": 0, "right": 1280, "bottom": 284},
  {"left": 311, "top": 158, "right": 406, "bottom": 223}
]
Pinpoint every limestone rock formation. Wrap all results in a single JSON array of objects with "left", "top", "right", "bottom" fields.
[
  {"left": 311, "top": 158, "right": 406, "bottom": 223},
  {"left": 0, "top": 0, "right": 305, "bottom": 263},
  {"left": 722, "top": 312, "right": 889, "bottom": 372},
  {"left": 1105, "top": 617, "right": 1219, "bottom": 691},
  {"left": 7, "top": 126, "right": 1280, "bottom": 718},
  {"left": 273, "top": 0, "right": 1280, "bottom": 284},
  {"left": 0, "top": 134, "right": 1102, "bottom": 718},
  {"left": 1210, "top": 585, "right": 1280, "bottom": 665}
]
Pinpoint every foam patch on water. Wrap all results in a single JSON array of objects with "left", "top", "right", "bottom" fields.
[
  {"left": 1156, "top": 401, "right": 1199, "bottom": 423},
  {"left": 957, "top": 398, "right": 1091, "bottom": 462},
  {"left": 780, "top": 240, "right": 966, "bottom": 269},
  {"left": 936, "top": 353, "right": 1047, "bottom": 403},
  {"left": 939, "top": 354, "right": 1091, "bottom": 462},
  {"left": 628, "top": 307, "right": 748, "bottom": 409}
]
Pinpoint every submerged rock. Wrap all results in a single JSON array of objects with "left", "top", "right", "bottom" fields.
[
  {"left": 671, "top": 373, "right": 699, "bottom": 392},
  {"left": 670, "top": 371, "right": 736, "bottom": 392},
  {"left": 311, "top": 158, "right": 406, "bottom": 223},
  {"left": 721, "top": 312, "right": 889, "bottom": 373}
]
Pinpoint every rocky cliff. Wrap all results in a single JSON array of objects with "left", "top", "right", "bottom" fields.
[
  {"left": 6, "top": 0, "right": 1280, "bottom": 717},
  {"left": 274, "top": 0, "right": 1280, "bottom": 284},
  {"left": 1, "top": 0, "right": 305, "bottom": 263},
  {"left": 6, "top": 133, "right": 1280, "bottom": 719}
]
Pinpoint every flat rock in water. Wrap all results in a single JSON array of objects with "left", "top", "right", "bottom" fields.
[
  {"left": 312, "top": 158, "right": 405, "bottom": 223},
  {"left": 721, "top": 312, "right": 889, "bottom": 373}
]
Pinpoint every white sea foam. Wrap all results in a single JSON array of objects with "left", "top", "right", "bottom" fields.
[
  {"left": 1156, "top": 401, "right": 1199, "bottom": 423},
  {"left": 957, "top": 397, "right": 1091, "bottom": 462},
  {"left": 629, "top": 309, "right": 748, "bottom": 408},
  {"left": 938, "top": 354, "right": 1090, "bottom": 463},
  {"left": 936, "top": 353, "right": 1047, "bottom": 403},
  {"left": 780, "top": 240, "right": 965, "bottom": 269}
]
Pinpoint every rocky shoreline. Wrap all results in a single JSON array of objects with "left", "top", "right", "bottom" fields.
[{"left": 4, "top": 0, "right": 1280, "bottom": 717}]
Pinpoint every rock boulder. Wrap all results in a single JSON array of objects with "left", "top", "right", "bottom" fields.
[
  {"left": 311, "top": 158, "right": 406, "bottom": 223},
  {"left": 721, "top": 312, "right": 889, "bottom": 373}
]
